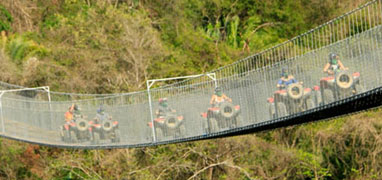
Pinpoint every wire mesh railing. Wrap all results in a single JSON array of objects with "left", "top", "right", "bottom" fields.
[{"left": 1, "top": 0, "right": 382, "bottom": 148}]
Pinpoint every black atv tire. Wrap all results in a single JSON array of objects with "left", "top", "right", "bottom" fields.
[
  {"left": 70, "top": 131, "right": 77, "bottom": 143},
  {"left": 219, "top": 102, "right": 236, "bottom": 119},
  {"left": 208, "top": 118, "right": 219, "bottom": 133},
  {"left": 323, "top": 89, "right": 335, "bottom": 104},
  {"left": 64, "top": 130, "right": 71, "bottom": 143},
  {"left": 306, "top": 98, "right": 315, "bottom": 110},
  {"left": 60, "top": 128, "right": 65, "bottom": 141},
  {"left": 235, "top": 115, "right": 243, "bottom": 128},
  {"left": 314, "top": 90, "right": 322, "bottom": 106},
  {"left": 92, "top": 132, "right": 100, "bottom": 145},
  {"left": 277, "top": 102, "right": 288, "bottom": 117},
  {"left": 61, "top": 128, "right": 70, "bottom": 142},
  {"left": 202, "top": 118, "right": 209, "bottom": 134},
  {"left": 86, "top": 130, "right": 92, "bottom": 141},
  {"left": 179, "top": 124, "right": 186, "bottom": 137},
  {"left": 267, "top": 103, "right": 275, "bottom": 119},
  {"left": 355, "top": 84, "right": 365, "bottom": 94},
  {"left": 155, "top": 128, "right": 163, "bottom": 141},
  {"left": 112, "top": 129, "right": 121, "bottom": 143}
]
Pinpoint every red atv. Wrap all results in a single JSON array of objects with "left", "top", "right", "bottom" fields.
[
  {"left": 60, "top": 115, "right": 92, "bottom": 143},
  {"left": 89, "top": 115, "right": 120, "bottom": 144},
  {"left": 201, "top": 102, "right": 242, "bottom": 133},
  {"left": 267, "top": 83, "right": 317, "bottom": 119},
  {"left": 320, "top": 71, "right": 364, "bottom": 104},
  {"left": 148, "top": 113, "right": 185, "bottom": 140}
]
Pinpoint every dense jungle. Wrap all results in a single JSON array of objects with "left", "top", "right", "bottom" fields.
[{"left": 1, "top": 0, "right": 382, "bottom": 179}]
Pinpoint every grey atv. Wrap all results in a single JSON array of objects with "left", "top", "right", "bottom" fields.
[
  {"left": 89, "top": 116, "right": 120, "bottom": 144},
  {"left": 148, "top": 113, "right": 186, "bottom": 140},
  {"left": 267, "top": 83, "right": 316, "bottom": 119},
  {"left": 201, "top": 102, "right": 242, "bottom": 133},
  {"left": 320, "top": 71, "right": 364, "bottom": 104},
  {"left": 60, "top": 115, "right": 92, "bottom": 143}
]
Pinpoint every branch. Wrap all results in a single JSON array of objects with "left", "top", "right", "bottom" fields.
[
  {"left": 187, "top": 161, "right": 256, "bottom": 180},
  {"left": 224, "top": 162, "right": 255, "bottom": 180},
  {"left": 187, "top": 161, "right": 227, "bottom": 180},
  {"left": 251, "top": 22, "right": 282, "bottom": 36},
  {"left": 156, "top": 150, "right": 193, "bottom": 180}
]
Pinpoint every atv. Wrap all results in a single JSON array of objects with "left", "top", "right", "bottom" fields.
[
  {"left": 89, "top": 115, "right": 120, "bottom": 144},
  {"left": 320, "top": 70, "right": 364, "bottom": 104},
  {"left": 201, "top": 101, "right": 242, "bottom": 133},
  {"left": 60, "top": 115, "right": 92, "bottom": 143},
  {"left": 267, "top": 83, "right": 316, "bottom": 119},
  {"left": 147, "top": 113, "right": 185, "bottom": 140}
]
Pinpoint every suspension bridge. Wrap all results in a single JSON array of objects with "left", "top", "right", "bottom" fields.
[{"left": 1, "top": 0, "right": 382, "bottom": 149}]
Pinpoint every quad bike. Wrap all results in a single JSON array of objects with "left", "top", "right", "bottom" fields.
[
  {"left": 320, "top": 70, "right": 364, "bottom": 104},
  {"left": 201, "top": 101, "right": 242, "bottom": 133},
  {"left": 89, "top": 115, "right": 120, "bottom": 144},
  {"left": 60, "top": 115, "right": 92, "bottom": 143},
  {"left": 267, "top": 83, "right": 316, "bottom": 119},
  {"left": 147, "top": 112, "right": 185, "bottom": 140}
]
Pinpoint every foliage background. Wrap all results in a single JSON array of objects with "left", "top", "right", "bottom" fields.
[{"left": 1, "top": 0, "right": 381, "bottom": 179}]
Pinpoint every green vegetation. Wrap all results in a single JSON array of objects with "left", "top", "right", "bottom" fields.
[
  {"left": 0, "top": 0, "right": 380, "bottom": 179},
  {"left": 0, "top": 0, "right": 367, "bottom": 92},
  {"left": 0, "top": 5, "right": 12, "bottom": 32}
]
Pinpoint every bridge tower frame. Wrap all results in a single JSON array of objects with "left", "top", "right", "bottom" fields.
[{"left": 146, "top": 73, "right": 217, "bottom": 142}]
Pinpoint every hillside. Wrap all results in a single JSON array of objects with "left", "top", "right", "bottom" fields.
[{"left": 1, "top": 0, "right": 381, "bottom": 179}]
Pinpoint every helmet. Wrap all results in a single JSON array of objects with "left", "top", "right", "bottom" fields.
[
  {"left": 281, "top": 67, "right": 288, "bottom": 78},
  {"left": 329, "top": 53, "right": 338, "bottom": 64},
  {"left": 159, "top": 98, "right": 167, "bottom": 104},
  {"left": 214, "top": 87, "right": 223, "bottom": 97},
  {"left": 159, "top": 98, "right": 168, "bottom": 107},
  {"left": 329, "top": 53, "right": 337, "bottom": 60},
  {"left": 214, "top": 87, "right": 222, "bottom": 94},
  {"left": 97, "top": 106, "right": 104, "bottom": 114}
]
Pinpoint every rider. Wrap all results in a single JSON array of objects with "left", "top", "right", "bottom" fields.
[
  {"left": 156, "top": 98, "right": 176, "bottom": 117},
  {"left": 210, "top": 87, "right": 232, "bottom": 106},
  {"left": 323, "top": 53, "right": 348, "bottom": 75},
  {"left": 277, "top": 68, "right": 298, "bottom": 89},
  {"left": 73, "top": 104, "right": 81, "bottom": 115},
  {"left": 64, "top": 105, "right": 75, "bottom": 123},
  {"left": 95, "top": 105, "right": 110, "bottom": 122},
  {"left": 65, "top": 104, "right": 81, "bottom": 123}
]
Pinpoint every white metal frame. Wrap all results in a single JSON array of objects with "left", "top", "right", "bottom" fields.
[
  {"left": 146, "top": 73, "right": 217, "bottom": 142},
  {"left": 0, "top": 86, "right": 51, "bottom": 134}
]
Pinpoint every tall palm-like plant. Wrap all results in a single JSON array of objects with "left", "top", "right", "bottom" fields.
[
  {"left": 227, "top": 15, "right": 239, "bottom": 48},
  {"left": 6, "top": 36, "right": 48, "bottom": 65}
]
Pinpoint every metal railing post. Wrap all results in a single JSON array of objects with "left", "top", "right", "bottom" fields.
[
  {"left": 206, "top": 73, "right": 217, "bottom": 88},
  {"left": 147, "top": 80, "right": 157, "bottom": 142},
  {"left": 43, "top": 87, "right": 53, "bottom": 130},
  {"left": 146, "top": 73, "right": 217, "bottom": 141},
  {"left": 0, "top": 91, "right": 5, "bottom": 133}
]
